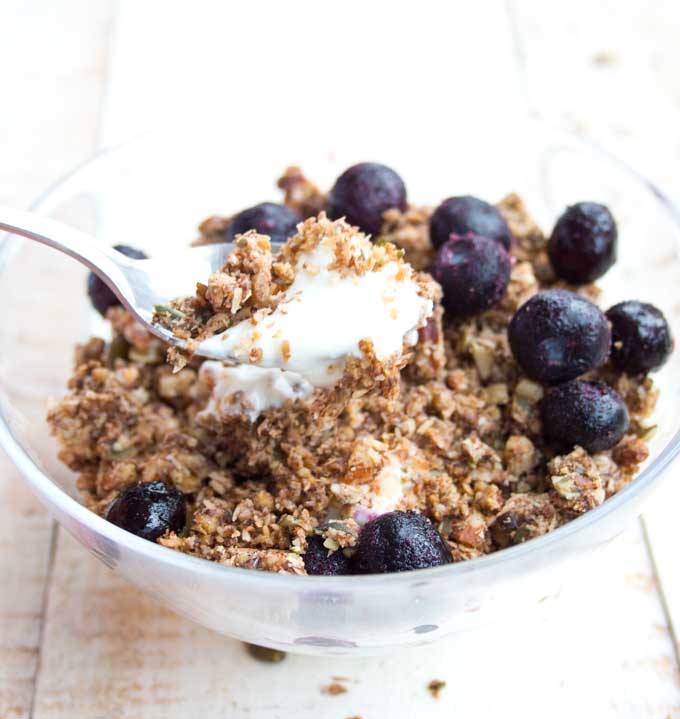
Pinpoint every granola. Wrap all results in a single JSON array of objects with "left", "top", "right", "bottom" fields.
[{"left": 48, "top": 168, "right": 659, "bottom": 575}]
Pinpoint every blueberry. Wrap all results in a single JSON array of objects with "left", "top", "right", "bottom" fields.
[
  {"left": 430, "top": 196, "right": 512, "bottom": 251},
  {"left": 105, "top": 480, "right": 186, "bottom": 542},
  {"left": 226, "top": 202, "right": 300, "bottom": 245},
  {"left": 303, "top": 535, "right": 351, "bottom": 576},
  {"left": 540, "top": 380, "right": 629, "bottom": 453},
  {"left": 508, "top": 289, "right": 611, "bottom": 385},
  {"left": 606, "top": 300, "right": 673, "bottom": 375},
  {"left": 351, "top": 511, "right": 452, "bottom": 574},
  {"left": 548, "top": 202, "right": 617, "bottom": 284},
  {"left": 430, "top": 233, "right": 511, "bottom": 319},
  {"left": 87, "top": 244, "right": 147, "bottom": 316},
  {"left": 327, "top": 162, "right": 407, "bottom": 236}
]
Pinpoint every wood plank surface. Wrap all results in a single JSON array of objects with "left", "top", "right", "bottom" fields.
[
  {"left": 29, "top": 527, "right": 680, "bottom": 719},
  {"left": 2, "top": 1, "right": 680, "bottom": 717},
  {"left": 0, "top": 3, "right": 113, "bottom": 718}
]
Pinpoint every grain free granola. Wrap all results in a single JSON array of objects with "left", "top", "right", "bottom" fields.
[{"left": 48, "top": 163, "right": 672, "bottom": 575}]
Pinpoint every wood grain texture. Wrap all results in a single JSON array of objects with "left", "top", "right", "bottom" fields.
[
  {"left": 0, "top": 3, "right": 114, "bottom": 718},
  {"left": 30, "top": 529, "right": 680, "bottom": 718},
  {"left": 2, "top": 1, "right": 680, "bottom": 717}
]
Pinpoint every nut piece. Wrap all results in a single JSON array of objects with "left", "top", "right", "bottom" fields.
[
  {"left": 548, "top": 447, "right": 605, "bottom": 515},
  {"left": 503, "top": 435, "right": 540, "bottom": 478}
]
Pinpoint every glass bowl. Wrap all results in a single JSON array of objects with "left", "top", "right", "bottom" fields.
[{"left": 2, "top": 106, "right": 679, "bottom": 656}]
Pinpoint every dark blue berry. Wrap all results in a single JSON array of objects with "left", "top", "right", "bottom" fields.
[
  {"left": 508, "top": 289, "right": 610, "bottom": 385},
  {"left": 327, "top": 162, "right": 407, "bottom": 236},
  {"left": 430, "top": 233, "right": 511, "bottom": 318},
  {"left": 303, "top": 535, "right": 350, "bottom": 576},
  {"left": 606, "top": 301, "right": 673, "bottom": 375},
  {"left": 430, "top": 196, "right": 511, "bottom": 251},
  {"left": 87, "top": 244, "right": 147, "bottom": 316},
  {"left": 351, "top": 511, "right": 452, "bottom": 574},
  {"left": 226, "top": 202, "right": 300, "bottom": 245},
  {"left": 105, "top": 480, "right": 186, "bottom": 542},
  {"left": 548, "top": 202, "right": 617, "bottom": 284},
  {"left": 540, "top": 380, "right": 629, "bottom": 453}
]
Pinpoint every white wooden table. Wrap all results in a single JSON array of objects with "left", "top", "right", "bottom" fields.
[{"left": 2, "top": 2, "right": 680, "bottom": 717}]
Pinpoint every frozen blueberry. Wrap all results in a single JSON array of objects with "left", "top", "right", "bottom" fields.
[
  {"left": 87, "top": 244, "right": 147, "bottom": 316},
  {"left": 327, "top": 162, "right": 407, "bottom": 236},
  {"left": 606, "top": 300, "right": 673, "bottom": 375},
  {"left": 226, "top": 202, "right": 300, "bottom": 245},
  {"left": 508, "top": 289, "right": 611, "bottom": 385},
  {"left": 430, "top": 196, "right": 512, "bottom": 251},
  {"left": 540, "top": 380, "right": 629, "bottom": 453},
  {"left": 105, "top": 480, "right": 186, "bottom": 542},
  {"left": 430, "top": 233, "right": 511, "bottom": 318},
  {"left": 303, "top": 535, "right": 351, "bottom": 576},
  {"left": 351, "top": 511, "right": 452, "bottom": 574},
  {"left": 548, "top": 202, "right": 617, "bottom": 284}
]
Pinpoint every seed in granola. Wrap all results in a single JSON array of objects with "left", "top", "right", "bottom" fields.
[
  {"left": 327, "top": 162, "right": 407, "bottom": 236},
  {"left": 87, "top": 244, "right": 147, "bottom": 316},
  {"left": 245, "top": 643, "right": 287, "bottom": 662},
  {"left": 105, "top": 480, "right": 187, "bottom": 541},
  {"left": 303, "top": 535, "right": 351, "bottom": 576},
  {"left": 351, "top": 511, "right": 452, "bottom": 574},
  {"left": 226, "top": 202, "right": 300, "bottom": 245},
  {"left": 541, "top": 380, "right": 629, "bottom": 453},
  {"left": 606, "top": 300, "right": 673, "bottom": 375},
  {"left": 508, "top": 288, "right": 610, "bottom": 385},
  {"left": 430, "top": 195, "right": 511, "bottom": 250},
  {"left": 430, "top": 233, "right": 511, "bottom": 318},
  {"left": 548, "top": 202, "right": 617, "bottom": 284},
  {"left": 106, "top": 334, "right": 131, "bottom": 367}
]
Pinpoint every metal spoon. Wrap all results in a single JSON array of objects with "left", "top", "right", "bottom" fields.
[{"left": 0, "top": 205, "right": 232, "bottom": 357}]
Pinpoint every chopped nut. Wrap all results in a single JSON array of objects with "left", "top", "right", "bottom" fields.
[
  {"left": 515, "top": 378, "right": 544, "bottom": 403},
  {"left": 469, "top": 339, "right": 495, "bottom": 381},
  {"left": 504, "top": 435, "right": 539, "bottom": 477},
  {"left": 484, "top": 383, "right": 510, "bottom": 405}
]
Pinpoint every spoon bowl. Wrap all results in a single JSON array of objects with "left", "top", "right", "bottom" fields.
[{"left": 0, "top": 205, "right": 234, "bottom": 357}]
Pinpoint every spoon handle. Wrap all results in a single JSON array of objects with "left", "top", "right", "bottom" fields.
[{"left": 0, "top": 204, "right": 131, "bottom": 298}]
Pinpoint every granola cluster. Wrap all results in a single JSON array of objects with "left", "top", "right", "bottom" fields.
[
  {"left": 155, "top": 212, "right": 421, "bottom": 345},
  {"left": 47, "top": 170, "right": 656, "bottom": 574}
]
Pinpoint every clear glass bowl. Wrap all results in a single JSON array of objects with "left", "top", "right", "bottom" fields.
[{"left": 2, "top": 106, "right": 680, "bottom": 656}]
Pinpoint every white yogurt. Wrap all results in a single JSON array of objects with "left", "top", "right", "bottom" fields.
[
  {"left": 365, "top": 451, "right": 411, "bottom": 515},
  {"left": 348, "top": 443, "right": 429, "bottom": 525},
  {"left": 197, "top": 240, "right": 432, "bottom": 387},
  {"left": 197, "top": 361, "right": 313, "bottom": 423}
]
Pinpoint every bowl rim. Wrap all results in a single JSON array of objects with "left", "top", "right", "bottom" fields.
[{"left": 4, "top": 115, "right": 680, "bottom": 590}]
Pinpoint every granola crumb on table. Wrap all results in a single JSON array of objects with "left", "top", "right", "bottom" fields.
[
  {"left": 47, "top": 167, "right": 658, "bottom": 575},
  {"left": 321, "top": 682, "right": 348, "bottom": 696},
  {"left": 427, "top": 679, "right": 447, "bottom": 699}
]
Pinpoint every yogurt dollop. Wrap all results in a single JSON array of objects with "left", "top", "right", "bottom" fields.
[
  {"left": 197, "top": 362, "right": 313, "bottom": 423},
  {"left": 197, "top": 239, "right": 432, "bottom": 387}
]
